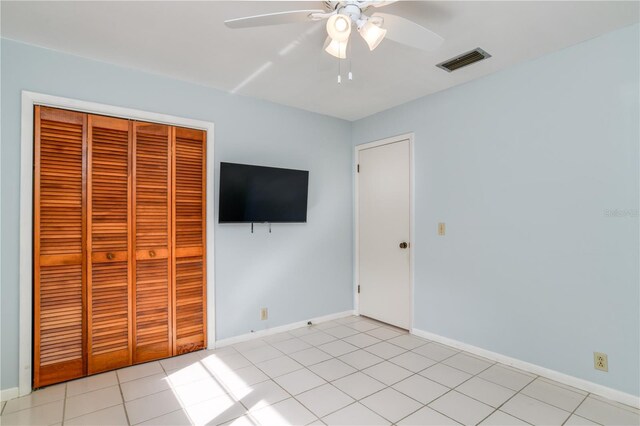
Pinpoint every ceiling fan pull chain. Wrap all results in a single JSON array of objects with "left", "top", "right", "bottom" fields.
[
  {"left": 337, "top": 48, "right": 342, "bottom": 84},
  {"left": 348, "top": 40, "right": 353, "bottom": 81}
]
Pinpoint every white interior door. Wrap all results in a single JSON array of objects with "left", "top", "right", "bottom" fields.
[{"left": 358, "top": 139, "right": 411, "bottom": 330}]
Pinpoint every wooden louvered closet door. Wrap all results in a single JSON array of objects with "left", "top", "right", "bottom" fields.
[
  {"left": 33, "top": 106, "right": 87, "bottom": 387},
  {"left": 173, "top": 127, "right": 207, "bottom": 354},
  {"left": 34, "top": 107, "right": 207, "bottom": 387},
  {"left": 87, "top": 115, "right": 133, "bottom": 374},
  {"left": 133, "top": 123, "right": 172, "bottom": 363}
]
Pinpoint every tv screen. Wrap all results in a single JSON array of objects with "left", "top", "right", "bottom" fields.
[{"left": 219, "top": 162, "right": 309, "bottom": 223}]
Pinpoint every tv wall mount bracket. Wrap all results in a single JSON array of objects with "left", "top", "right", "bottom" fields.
[{"left": 251, "top": 223, "right": 272, "bottom": 234}]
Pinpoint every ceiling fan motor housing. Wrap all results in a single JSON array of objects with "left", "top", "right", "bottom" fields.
[{"left": 339, "top": 3, "right": 364, "bottom": 22}]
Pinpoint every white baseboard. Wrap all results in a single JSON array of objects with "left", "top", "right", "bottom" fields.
[
  {"left": 215, "top": 310, "right": 356, "bottom": 348},
  {"left": 411, "top": 328, "right": 640, "bottom": 409},
  {"left": 1, "top": 387, "right": 19, "bottom": 402}
]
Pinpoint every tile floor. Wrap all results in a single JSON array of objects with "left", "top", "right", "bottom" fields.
[{"left": 1, "top": 315, "right": 639, "bottom": 425}]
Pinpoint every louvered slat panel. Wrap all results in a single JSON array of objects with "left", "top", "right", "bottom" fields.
[
  {"left": 87, "top": 115, "right": 132, "bottom": 374},
  {"left": 175, "top": 256, "right": 204, "bottom": 341},
  {"left": 133, "top": 123, "right": 172, "bottom": 363},
  {"left": 34, "top": 106, "right": 86, "bottom": 387},
  {"left": 91, "top": 261, "right": 129, "bottom": 355},
  {"left": 136, "top": 260, "right": 170, "bottom": 345},
  {"left": 173, "top": 127, "right": 207, "bottom": 354}
]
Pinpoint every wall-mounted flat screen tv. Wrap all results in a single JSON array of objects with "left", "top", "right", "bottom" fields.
[{"left": 219, "top": 162, "right": 309, "bottom": 223}]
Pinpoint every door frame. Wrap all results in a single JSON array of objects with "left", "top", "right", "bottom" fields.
[
  {"left": 354, "top": 132, "right": 415, "bottom": 329},
  {"left": 19, "top": 91, "right": 215, "bottom": 396}
]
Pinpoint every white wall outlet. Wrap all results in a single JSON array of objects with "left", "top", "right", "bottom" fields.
[
  {"left": 260, "top": 308, "right": 268, "bottom": 321},
  {"left": 594, "top": 352, "right": 608, "bottom": 372}
]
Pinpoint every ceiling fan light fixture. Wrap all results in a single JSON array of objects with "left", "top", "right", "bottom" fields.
[
  {"left": 325, "top": 38, "right": 348, "bottom": 59},
  {"left": 359, "top": 20, "right": 387, "bottom": 51},
  {"left": 326, "top": 14, "right": 352, "bottom": 42}
]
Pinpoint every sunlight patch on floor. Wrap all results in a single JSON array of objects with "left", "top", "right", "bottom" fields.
[{"left": 164, "top": 351, "right": 274, "bottom": 425}]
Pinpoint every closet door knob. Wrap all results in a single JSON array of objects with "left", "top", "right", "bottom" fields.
[
  {"left": 149, "top": 250, "right": 156, "bottom": 257},
  {"left": 107, "top": 252, "right": 115, "bottom": 260}
]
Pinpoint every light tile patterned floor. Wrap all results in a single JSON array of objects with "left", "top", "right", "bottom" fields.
[{"left": 1, "top": 315, "right": 639, "bottom": 425}]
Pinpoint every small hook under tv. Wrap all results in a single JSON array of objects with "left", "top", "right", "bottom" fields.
[{"left": 250, "top": 223, "right": 272, "bottom": 234}]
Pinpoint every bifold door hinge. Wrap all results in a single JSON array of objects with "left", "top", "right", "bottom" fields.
[
  {"left": 357, "top": 285, "right": 361, "bottom": 294},
  {"left": 357, "top": 164, "right": 360, "bottom": 173}
]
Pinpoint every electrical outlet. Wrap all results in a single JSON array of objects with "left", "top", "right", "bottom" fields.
[
  {"left": 438, "top": 223, "right": 446, "bottom": 236},
  {"left": 594, "top": 352, "right": 608, "bottom": 372},
  {"left": 260, "top": 308, "right": 268, "bottom": 321}
]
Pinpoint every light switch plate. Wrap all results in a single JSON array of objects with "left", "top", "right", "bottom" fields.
[{"left": 438, "top": 223, "right": 446, "bottom": 236}]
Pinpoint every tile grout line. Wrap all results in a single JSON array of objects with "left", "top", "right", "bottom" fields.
[
  {"left": 131, "top": 357, "right": 196, "bottom": 425},
  {"left": 299, "top": 325, "right": 450, "bottom": 423},
  {"left": 116, "top": 372, "right": 132, "bottom": 426},
  {"left": 63, "top": 376, "right": 126, "bottom": 424},
  {"left": 353, "top": 370, "right": 430, "bottom": 425},
  {"left": 257, "top": 321, "right": 422, "bottom": 423},
  {"left": 396, "top": 358, "right": 499, "bottom": 425},
  {"left": 249, "top": 341, "right": 324, "bottom": 424},
  {"left": 196, "top": 349, "right": 251, "bottom": 424},
  {"left": 560, "top": 393, "right": 603, "bottom": 426},
  {"left": 473, "top": 376, "right": 609, "bottom": 426},
  {"left": 473, "top": 372, "right": 542, "bottom": 426},
  {"left": 356, "top": 333, "right": 478, "bottom": 424},
  {"left": 416, "top": 340, "right": 639, "bottom": 419},
  {"left": 519, "top": 378, "right": 593, "bottom": 417},
  {"left": 113, "top": 371, "right": 169, "bottom": 404},
  {"left": 208, "top": 344, "right": 327, "bottom": 424},
  {"left": 61, "top": 382, "right": 68, "bottom": 425},
  {"left": 402, "top": 326, "right": 639, "bottom": 417},
  {"left": 349, "top": 331, "right": 590, "bottom": 426},
  {"left": 256, "top": 322, "right": 500, "bottom": 425},
  {"left": 436, "top": 359, "right": 602, "bottom": 423},
  {"left": 587, "top": 393, "right": 640, "bottom": 415}
]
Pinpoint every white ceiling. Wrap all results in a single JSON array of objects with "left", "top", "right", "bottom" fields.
[{"left": 2, "top": 1, "right": 638, "bottom": 121}]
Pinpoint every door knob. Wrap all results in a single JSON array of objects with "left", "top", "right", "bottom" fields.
[
  {"left": 106, "top": 252, "right": 114, "bottom": 260},
  {"left": 149, "top": 250, "right": 156, "bottom": 257},
  {"left": 399, "top": 242, "right": 408, "bottom": 249}
]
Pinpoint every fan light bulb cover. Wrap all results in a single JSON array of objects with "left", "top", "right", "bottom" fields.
[
  {"left": 325, "top": 38, "right": 348, "bottom": 59},
  {"left": 327, "top": 14, "right": 351, "bottom": 42},
  {"left": 359, "top": 20, "right": 387, "bottom": 51}
]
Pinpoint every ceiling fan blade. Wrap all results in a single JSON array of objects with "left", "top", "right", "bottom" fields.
[
  {"left": 225, "top": 10, "right": 325, "bottom": 29},
  {"left": 368, "top": 1, "right": 398, "bottom": 8},
  {"left": 373, "top": 12, "right": 443, "bottom": 51}
]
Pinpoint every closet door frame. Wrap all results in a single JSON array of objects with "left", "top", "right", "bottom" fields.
[{"left": 19, "top": 91, "right": 215, "bottom": 397}]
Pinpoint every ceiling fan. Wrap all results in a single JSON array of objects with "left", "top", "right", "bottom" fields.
[{"left": 224, "top": 1, "right": 444, "bottom": 59}]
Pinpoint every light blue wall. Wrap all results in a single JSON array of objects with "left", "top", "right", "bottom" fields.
[
  {"left": 352, "top": 24, "right": 640, "bottom": 396},
  {"left": 0, "top": 39, "right": 354, "bottom": 390},
  {"left": 2, "top": 23, "right": 639, "bottom": 397}
]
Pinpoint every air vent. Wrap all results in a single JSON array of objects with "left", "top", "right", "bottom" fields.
[{"left": 437, "top": 48, "right": 491, "bottom": 72}]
